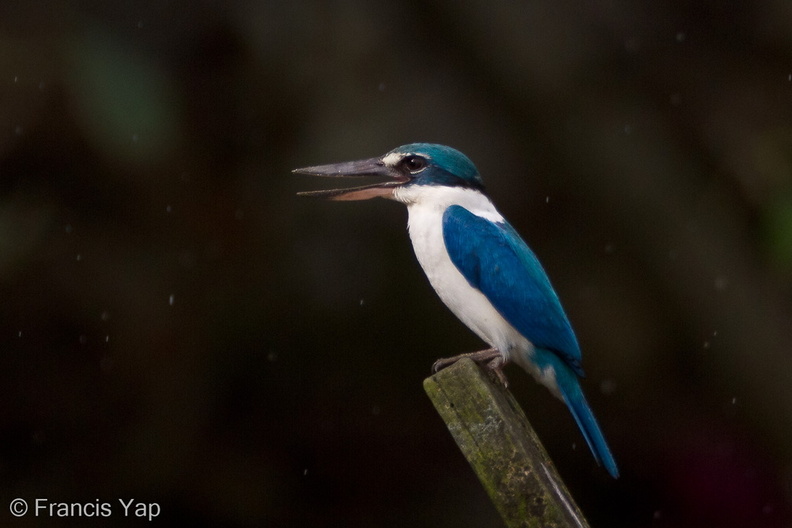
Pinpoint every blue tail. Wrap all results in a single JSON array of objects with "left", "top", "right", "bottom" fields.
[{"left": 547, "top": 354, "right": 619, "bottom": 478}]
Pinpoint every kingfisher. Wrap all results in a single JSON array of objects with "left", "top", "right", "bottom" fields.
[{"left": 294, "top": 143, "right": 619, "bottom": 478}]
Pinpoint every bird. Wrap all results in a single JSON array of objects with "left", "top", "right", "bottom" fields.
[{"left": 294, "top": 143, "right": 619, "bottom": 478}]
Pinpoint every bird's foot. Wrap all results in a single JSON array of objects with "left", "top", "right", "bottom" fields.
[{"left": 432, "top": 348, "right": 509, "bottom": 387}]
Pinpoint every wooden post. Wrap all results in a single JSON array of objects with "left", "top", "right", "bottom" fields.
[{"left": 424, "top": 358, "right": 590, "bottom": 528}]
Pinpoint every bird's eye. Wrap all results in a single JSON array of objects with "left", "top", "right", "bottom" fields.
[{"left": 402, "top": 156, "right": 427, "bottom": 174}]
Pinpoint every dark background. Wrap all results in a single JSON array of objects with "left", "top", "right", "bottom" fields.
[{"left": 1, "top": 1, "right": 792, "bottom": 527}]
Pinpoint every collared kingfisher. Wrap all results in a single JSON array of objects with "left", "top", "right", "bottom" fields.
[{"left": 295, "top": 143, "right": 619, "bottom": 478}]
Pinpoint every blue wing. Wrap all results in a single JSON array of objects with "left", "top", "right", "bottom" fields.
[
  {"left": 442, "top": 205, "right": 584, "bottom": 376},
  {"left": 443, "top": 205, "right": 619, "bottom": 478}
]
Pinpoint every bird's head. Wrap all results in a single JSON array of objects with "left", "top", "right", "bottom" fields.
[{"left": 294, "top": 143, "right": 484, "bottom": 201}]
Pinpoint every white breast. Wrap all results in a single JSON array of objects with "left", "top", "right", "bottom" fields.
[{"left": 392, "top": 186, "right": 531, "bottom": 363}]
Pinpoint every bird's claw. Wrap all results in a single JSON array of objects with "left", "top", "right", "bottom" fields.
[
  {"left": 485, "top": 356, "right": 509, "bottom": 387},
  {"left": 431, "top": 357, "right": 457, "bottom": 373},
  {"left": 432, "top": 348, "right": 509, "bottom": 387}
]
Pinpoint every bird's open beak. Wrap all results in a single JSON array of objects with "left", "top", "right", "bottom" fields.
[{"left": 293, "top": 157, "right": 408, "bottom": 201}]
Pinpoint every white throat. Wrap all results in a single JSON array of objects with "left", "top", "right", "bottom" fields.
[{"left": 392, "top": 185, "right": 503, "bottom": 223}]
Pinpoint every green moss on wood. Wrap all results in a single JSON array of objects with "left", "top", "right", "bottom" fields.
[{"left": 424, "top": 358, "right": 590, "bottom": 528}]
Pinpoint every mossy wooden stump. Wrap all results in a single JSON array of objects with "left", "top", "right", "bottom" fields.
[{"left": 424, "top": 358, "right": 590, "bottom": 528}]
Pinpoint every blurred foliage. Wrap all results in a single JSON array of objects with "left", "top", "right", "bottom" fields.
[
  {"left": 0, "top": 1, "right": 791, "bottom": 527},
  {"left": 764, "top": 190, "right": 792, "bottom": 272},
  {"left": 68, "top": 27, "right": 182, "bottom": 166}
]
